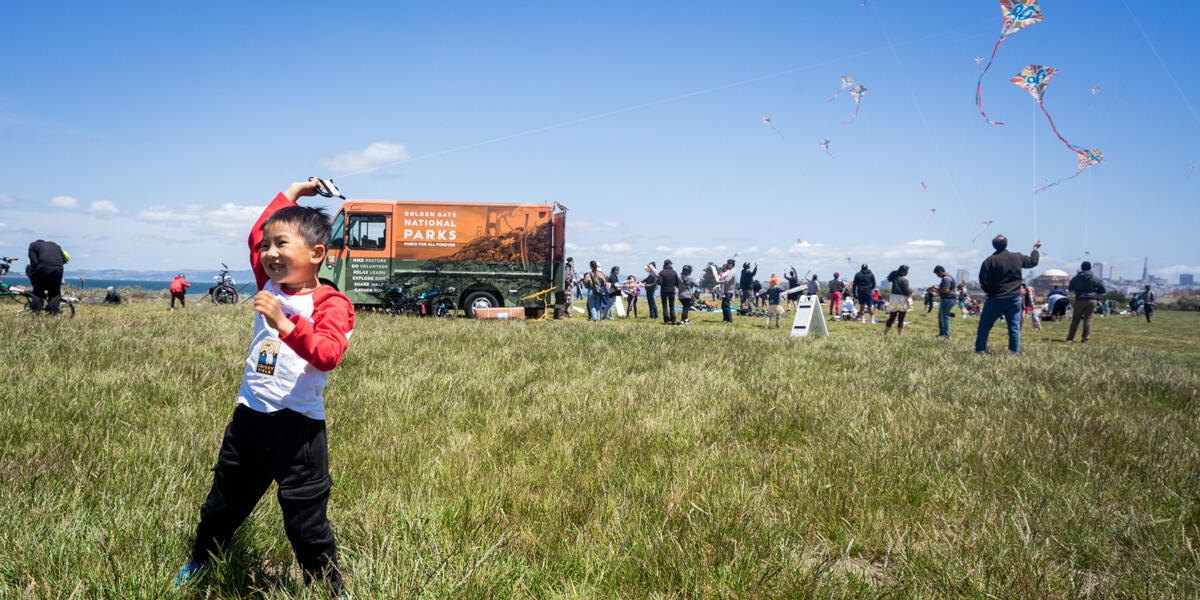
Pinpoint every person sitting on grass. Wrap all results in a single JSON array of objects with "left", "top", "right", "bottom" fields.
[
  {"left": 175, "top": 179, "right": 354, "bottom": 595},
  {"left": 840, "top": 295, "right": 856, "bottom": 320},
  {"left": 103, "top": 286, "right": 122, "bottom": 305}
]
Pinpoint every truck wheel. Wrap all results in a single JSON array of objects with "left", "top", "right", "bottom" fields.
[{"left": 463, "top": 291, "right": 498, "bottom": 318}]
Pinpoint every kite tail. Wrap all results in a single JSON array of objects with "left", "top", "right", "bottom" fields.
[
  {"left": 1034, "top": 171, "right": 1083, "bottom": 193},
  {"left": 975, "top": 37, "right": 1007, "bottom": 126},
  {"left": 1038, "top": 102, "right": 1086, "bottom": 153},
  {"left": 842, "top": 104, "right": 861, "bottom": 126},
  {"left": 825, "top": 91, "right": 840, "bottom": 102}
]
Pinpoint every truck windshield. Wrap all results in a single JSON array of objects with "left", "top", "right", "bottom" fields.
[
  {"left": 347, "top": 214, "right": 387, "bottom": 250},
  {"left": 329, "top": 211, "right": 345, "bottom": 250}
]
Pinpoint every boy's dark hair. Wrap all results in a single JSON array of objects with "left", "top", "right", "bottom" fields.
[{"left": 261, "top": 205, "right": 332, "bottom": 248}]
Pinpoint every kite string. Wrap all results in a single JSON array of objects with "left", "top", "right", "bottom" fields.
[
  {"left": 1032, "top": 99, "right": 1037, "bottom": 240},
  {"left": 332, "top": 19, "right": 993, "bottom": 179},
  {"left": 870, "top": 3, "right": 968, "bottom": 237},
  {"left": 1120, "top": 0, "right": 1200, "bottom": 128}
]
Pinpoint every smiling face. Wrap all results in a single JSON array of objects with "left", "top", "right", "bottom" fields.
[{"left": 259, "top": 221, "right": 326, "bottom": 292}]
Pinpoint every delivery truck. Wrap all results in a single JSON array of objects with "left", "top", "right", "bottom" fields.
[{"left": 318, "top": 200, "right": 566, "bottom": 318}]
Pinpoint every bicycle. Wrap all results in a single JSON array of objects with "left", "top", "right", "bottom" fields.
[
  {"left": 208, "top": 263, "right": 240, "bottom": 305},
  {"left": 379, "top": 269, "right": 457, "bottom": 319},
  {"left": 0, "top": 256, "right": 76, "bottom": 318}
]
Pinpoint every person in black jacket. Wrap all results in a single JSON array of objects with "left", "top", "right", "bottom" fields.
[
  {"left": 883, "top": 265, "right": 912, "bottom": 335},
  {"left": 785, "top": 269, "right": 802, "bottom": 311},
  {"left": 852, "top": 264, "right": 876, "bottom": 322},
  {"left": 738, "top": 262, "right": 757, "bottom": 308},
  {"left": 1066, "top": 261, "right": 1106, "bottom": 343},
  {"left": 1141, "top": 285, "right": 1156, "bottom": 324},
  {"left": 974, "top": 235, "right": 1041, "bottom": 354},
  {"left": 658, "top": 259, "right": 680, "bottom": 324},
  {"left": 642, "top": 262, "right": 659, "bottom": 320},
  {"left": 26, "top": 239, "right": 69, "bottom": 313}
]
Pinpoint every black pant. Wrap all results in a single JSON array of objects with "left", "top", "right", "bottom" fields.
[
  {"left": 681, "top": 297, "right": 693, "bottom": 322},
  {"left": 645, "top": 287, "right": 658, "bottom": 319},
  {"left": 171, "top": 291, "right": 186, "bottom": 308},
  {"left": 661, "top": 291, "right": 676, "bottom": 323},
  {"left": 27, "top": 265, "right": 63, "bottom": 312},
  {"left": 722, "top": 299, "right": 732, "bottom": 322},
  {"left": 1144, "top": 305, "right": 1154, "bottom": 323},
  {"left": 192, "top": 405, "right": 340, "bottom": 585}
]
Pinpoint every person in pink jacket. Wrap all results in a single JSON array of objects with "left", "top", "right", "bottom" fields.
[{"left": 169, "top": 274, "right": 191, "bottom": 310}]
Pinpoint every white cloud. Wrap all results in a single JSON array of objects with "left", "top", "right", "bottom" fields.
[
  {"left": 766, "top": 247, "right": 783, "bottom": 256},
  {"left": 655, "top": 245, "right": 671, "bottom": 252},
  {"left": 49, "top": 195, "right": 79, "bottom": 209},
  {"left": 0, "top": 222, "right": 7, "bottom": 232},
  {"left": 564, "top": 242, "right": 579, "bottom": 251},
  {"left": 1151, "top": 264, "right": 1200, "bottom": 278},
  {"left": 598, "top": 242, "right": 633, "bottom": 253},
  {"left": 570, "top": 220, "right": 620, "bottom": 233},
  {"left": 0, "top": 193, "right": 16, "bottom": 203},
  {"left": 320, "top": 141, "right": 409, "bottom": 174},
  {"left": 136, "top": 203, "right": 260, "bottom": 238},
  {"left": 907, "top": 239, "right": 945, "bottom": 247},
  {"left": 87, "top": 200, "right": 119, "bottom": 215}
]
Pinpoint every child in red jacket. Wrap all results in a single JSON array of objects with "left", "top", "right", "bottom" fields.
[{"left": 176, "top": 179, "right": 354, "bottom": 594}]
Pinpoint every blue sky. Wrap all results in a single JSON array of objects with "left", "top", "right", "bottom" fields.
[{"left": 1, "top": 1, "right": 1196, "bottom": 285}]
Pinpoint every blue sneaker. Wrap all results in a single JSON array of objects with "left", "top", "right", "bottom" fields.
[{"left": 173, "top": 561, "right": 203, "bottom": 586}]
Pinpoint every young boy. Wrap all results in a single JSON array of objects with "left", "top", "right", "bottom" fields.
[{"left": 176, "top": 179, "right": 354, "bottom": 592}]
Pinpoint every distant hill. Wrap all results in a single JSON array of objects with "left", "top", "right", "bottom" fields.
[{"left": 63, "top": 269, "right": 256, "bottom": 283}]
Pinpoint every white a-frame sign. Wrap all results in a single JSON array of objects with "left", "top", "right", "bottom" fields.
[{"left": 790, "top": 294, "right": 828, "bottom": 337}]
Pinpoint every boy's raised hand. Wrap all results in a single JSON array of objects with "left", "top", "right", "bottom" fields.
[
  {"left": 255, "top": 291, "right": 295, "bottom": 336},
  {"left": 283, "top": 179, "right": 322, "bottom": 203}
]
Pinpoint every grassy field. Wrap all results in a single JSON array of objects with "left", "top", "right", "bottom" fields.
[{"left": 1, "top": 294, "right": 1198, "bottom": 599}]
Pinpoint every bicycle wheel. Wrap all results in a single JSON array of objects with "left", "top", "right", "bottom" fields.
[
  {"left": 15, "top": 292, "right": 34, "bottom": 314},
  {"left": 53, "top": 302, "right": 75, "bottom": 319},
  {"left": 214, "top": 286, "right": 238, "bottom": 305},
  {"left": 435, "top": 299, "right": 457, "bottom": 319},
  {"left": 395, "top": 300, "right": 418, "bottom": 317}
]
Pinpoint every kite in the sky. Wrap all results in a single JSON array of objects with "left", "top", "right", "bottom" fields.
[
  {"left": 826, "top": 76, "right": 854, "bottom": 102},
  {"left": 762, "top": 116, "right": 783, "bottom": 139},
  {"left": 1010, "top": 64, "right": 1106, "bottom": 192},
  {"left": 974, "top": 56, "right": 984, "bottom": 66},
  {"left": 973, "top": 220, "right": 995, "bottom": 243},
  {"left": 976, "top": 0, "right": 1044, "bottom": 126},
  {"left": 927, "top": 208, "right": 936, "bottom": 223},
  {"left": 1190, "top": 164, "right": 1196, "bottom": 179},
  {"left": 819, "top": 138, "right": 834, "bottom": 157},
  {"left": 919, "top": 181, "right": 928, "bottom": 192},
  {"left": 843, "top": 84, "right": 868, "bottom": 125},
  {"left": 1090, "top": 85, "right": 1101, "bottom": 96}
]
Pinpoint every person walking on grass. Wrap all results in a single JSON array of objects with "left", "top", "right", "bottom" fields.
[
  {"left": 169, "top": 274, "right": 191, "bottom": 311},
  {"left": 928, "top": 266, "right": 956, "bottom": 338},
  {"left": 828, "top": 272, "right": 844, "bottom": 317},
  {"left": 1141, "top": 285, "right": 1156, "bottom": 324},
  {"left": 883, "top": 265, "right": 912, "bottom": 335},
  {"left": 658, "top": 259, "right": 680, "bottom": 325},
  {"left": 583, "top": 260, "right": 606, "bottom": 321},
  {"left": 563, "top": 257, "right": 580, "bottom": 318},
  {"left": 974, "top": 235, "right": 1041, "bottom": 355},
  {"left": 1065, "top": 261, "right": 1105, "bottom": 344},
  {"left": 678, "top": 264, "right": 698, "bottom": 325},
  {"left": 852, "top": 264, "right": 876, "bottom": 322},
  {"left": 762, "top": 276, "right": 786, "bottom": 328},
  {"left": 176, "top": 179, "right": 352, "bottom": 594},
  {"left": 642, "top": 262, "right": 659, "bottom": 320},
  {"left": 1019, "top": 283, "right": 1041, "bottom": 332}
]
